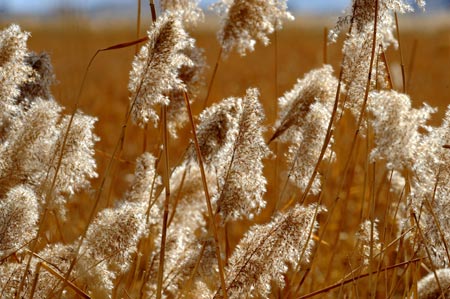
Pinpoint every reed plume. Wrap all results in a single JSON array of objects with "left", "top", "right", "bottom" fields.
[
  {"left": 355, "top": 219, "right": 382, "bottom": 267},
  {"left": 128, "top": 12, "right": 194, "bottom": 127},
  {"left": 0, "top": 24, "right": 33, "bottom": 131},
  {"left": 214, "top": 0, "right": 293, "bottom": 56},
  {"left": 0, "top": 185, "right": 39, "bottom": 259},
  {"left": 214, "top": 88, "right": 270, "bottom": 222},
  {"left": 214, "top": 204, "right": 322, "bottom": 298},
  {"left": 367, "top": 90, "right": 435, "bottom": 170},
  {"left": 273, "top": 65, "right": 338, "bottom": 194},
  {"left": 417, "top": 268, "right": 450, "bottom": 299},
  {"left": 331, "top": 0, "right": 421, "bottom": 118},
  {"left": 409, "top": 106, "right": 450, "bottom": 268},
  {"left": 161, "top": 0, "right": 204, "bottom": 24},
  {"left": 166, "top": 46, "right": 206, "bottom": 138}
]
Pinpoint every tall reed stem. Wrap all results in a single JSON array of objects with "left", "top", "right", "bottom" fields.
[
  {"left": 156, "top": 105, "right": 171, "bottom": 299},
  {"left": 183, "top": 91, "right": 228, "bottom": 299},
  {"left": 202, "top": 47, "right": 223, "bottom": 109},
  {"left": 394, "top": 13, "right": 406, "bottom": 93}
]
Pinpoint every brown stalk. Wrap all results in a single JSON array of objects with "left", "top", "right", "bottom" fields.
[
  {"left": 379, "top": 44, "right": 394, "bottom": 89},
  {"left": 273, "top": 27, "right": 281, "bottom": 206},
  {"left": 29, "top": 250, "right": 92, "bottom": 299},
  {"left": 202, "top": 47, "right": 223, "bottom": 109},
  {"left": 406, "top": 39, "right": 418, "bottom": 90},
  {"left": 423, "top": 177, "right": 450, "bottom": 264},
  {"left": 29, "top": 262, "right": 42, "bottom": 299},
  {"left": 156, "top": 105, "right": 171, "bottom": 299},
  {"left": 310, "top": 0, "right": 381, "bottom": 265},
  {"left": 183, "top": 91, "right": 228, "bottom": 298},
  {"left": 167, "top": 168, "right": 187, "bottom": 227},
  {"left": 411, "top": 212, "right": 446, "bottom": 298},
  {"left": 297, "top": 257, "right": 423, "bottom": 299},
  {"left": 323, "top": 27, "right": 328, "bottom": 64},
  {"left": 52, "top": 27, "right": 159, "bottom": 298},
  {"left": 95, "top": 149, "right": 135, "bottom": 165},
  {"left": 177, "top": 241, "right": 207, "bottom": 299},
  {"left": 394, "top": 12, "right": 406, "bottom": 93},
  {"left": 40, "top": 262, "right": 91, "bottom": 299}
]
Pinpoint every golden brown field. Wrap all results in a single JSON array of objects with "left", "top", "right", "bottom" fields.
[{"left": 1, "top": 7, "right": 450, "bottom": 298}]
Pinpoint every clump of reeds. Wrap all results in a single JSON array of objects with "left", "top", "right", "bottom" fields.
[{"left": 1, "top": 0, "right": 449, "bottom": 298}]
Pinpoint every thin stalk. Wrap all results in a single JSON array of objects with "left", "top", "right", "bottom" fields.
[
  {"left": 156, "top": 105, "right": 171, "bottom": 299},
  {"left": 323, "top": 27, "right": 328, "bottom": 64},
  {"left": 406, "top": 39, "right": 418, "bottom": 90},
  {"left": 301, "top": 2, "right": 381, "bottom": 290},
  {"left": 411, "top": 212, "right": 446, "bottom": 298},
  {"left": 394, "top": 12, "right": 406, "bottom": 93},
  {"left": 178, "top": 241, "right": 207, "bottom": 299},
  {"left": 29, "top": 262, "right": 42, "bottom": 299},
  {"left": 202, "top": 47, "right": 223, "bottom": 109},
  {"left": 297, "top": 257, "right": 423, "bottom": 299},
  {"left": 183, "top": 91, "right": 228, "bottom": 299},
  {"left": 273, "top": 27, "right": 281, "bottom": 207},
  {"left": 379, "top": 44, "right": 394, "bottom": 89},
  {"left": 149, "top": 0, "right": 157, "bottom": 22}
]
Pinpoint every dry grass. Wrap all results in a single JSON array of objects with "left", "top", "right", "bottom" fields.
[{"left": 1, "top": 9, "right": 450, "bottom": 298}]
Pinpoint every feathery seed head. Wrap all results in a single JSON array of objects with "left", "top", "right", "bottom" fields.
[
  {"left": 274, "top": 66, "right": 338, "bottom": 194},
  {"left": 417, "top": 268, "right": 450, "bottom": 299},
  {"left": 214, "top": 88, "right": 270, "bottom": 222},
  {"left": 18, "top": 51, "right": 56, "bottom": 103},
  {"left": 0, "top": 185, "right": 39, "bottom": 259},
  {"left": 166, "top": 46, "right": 207, "bottom": 138},
  {"left": 330, "top": 0, "right": 425, "bottom": 118},
  {"left": 84, "top": 201, "right": 146, "bottom": 272},
  {"left": 0, "top": 98, "right": 62, "bottom": 196},
  {"left": 161, "top": 0, "right": 204, "bottom": 24},
  {"left": 126, "top": 152, "right": 159, "bottom": 204},
  {"left": 128, "top": 12, "right": 194, "bottom": 127},
  {"left": 274, "top": 65, "right": 338, "bottom": 142},
  {"left": 408, "top": 106, "right": 450, "bottom": 268},
  {"left": 192, "top": 93, "right": 243, "bottom": 167},
  {"left": 355, "top": 219, "right": 382, "bottom": 266},
  {"left": 215, "top": 204, "right": 323, "bottom": 298},
  {"left": 45, "top": 111, "right": 98, "bottom": 218},
  {"left": 368, "top": 90, "right": 435, "bottom": 170},
  {"left": 214, "top": 0, "right": 293, "bottom": 56},
  {"left": 0, "top": 24, "right": 34, "bottom": 130}
]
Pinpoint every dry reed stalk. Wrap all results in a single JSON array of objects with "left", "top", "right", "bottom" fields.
[
  {"left": 412, "top": 212, "right": 447, "bottom": 298},
  {"left": 183, "top": 91, "right": 228, "bottom": 298},
  {"left": 298, "top": 257, "right": 423, "bottom": 299},
  {"left": 156, "top": 105, "right": 171, "bottom": 299},
  {"left": 202, "top": 47, "right": 222, "bottom": 110},
  {"left": 394, "top": 12, "right": 406, "bottom": 93}
]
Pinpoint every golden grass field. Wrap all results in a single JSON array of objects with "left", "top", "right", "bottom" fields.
[{"left": 2, "top": 11, "right": 450, "bottom": 298}]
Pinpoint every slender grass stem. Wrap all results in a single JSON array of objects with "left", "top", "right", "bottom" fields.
[
  {"left": 156, "top": 104, "right": 171, "bottom": 299},
  {"left": 183, "top": 91, "right": 228, "bottom": 299},
  {"left": 202, "top": 47, "right": 223, "bottom": 110}
]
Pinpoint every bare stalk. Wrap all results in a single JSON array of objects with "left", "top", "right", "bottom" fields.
[
  {"left": 183, "top": 91, "right": 228, "bottom": 299},
  {"left": 202, "top": 47, "right": 223, "bottom": 109},
  {"left": 156, "top": 105, "right": 171, "bottom": 299},
  {"left": 298, "top": 257, "right": 423, "bottom": 299},
  {"left": 394, "top": 12, "right": 406, "bottom": 93}
]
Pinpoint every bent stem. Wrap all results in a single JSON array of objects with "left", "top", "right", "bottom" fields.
[{"left": 183, "top": 91, "right": 228, "bottom": 299}]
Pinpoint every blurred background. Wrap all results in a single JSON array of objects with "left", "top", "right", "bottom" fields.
[
  {"left": 1, "top": 0, "right": 450, "bottom": 15},
  {"left": 1, "top": 0, "right": 450, "bottom": 16}
]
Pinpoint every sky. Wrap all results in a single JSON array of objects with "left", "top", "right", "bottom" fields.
[
  {"left": 1, "top": 0, "right": 351, "bottom": 14},
  {"left": 1, "top": 0, "right": 447, "bottom": 15}
]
